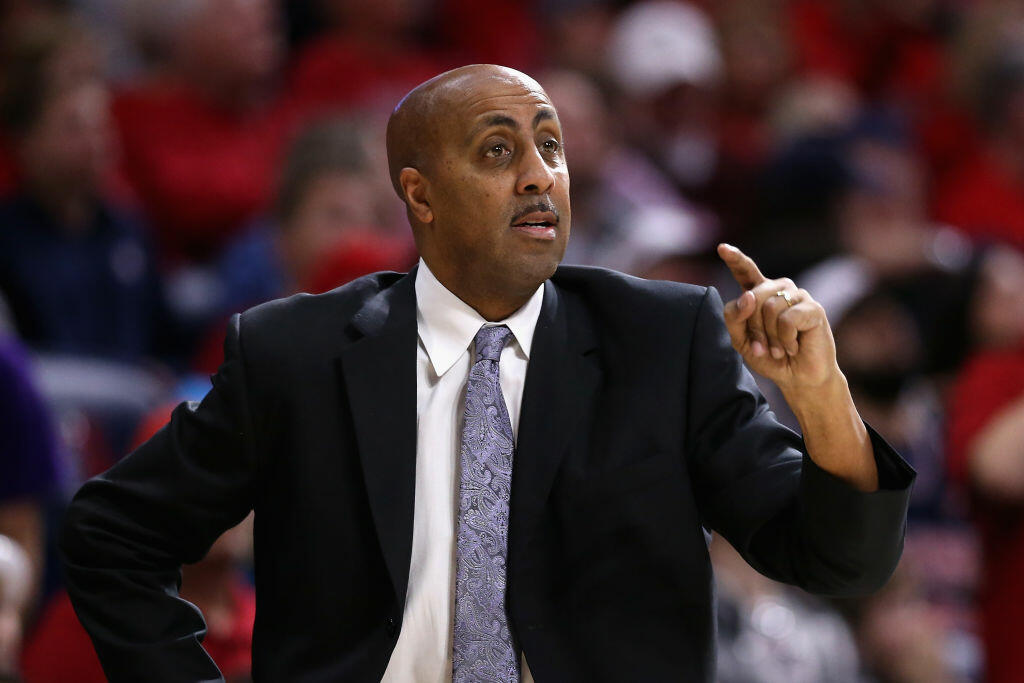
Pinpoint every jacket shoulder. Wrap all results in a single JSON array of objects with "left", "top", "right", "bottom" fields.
[
  {"left": 552, "top": 265, "right": 709, "bottom": 324},
  {"left": 234, "top": 271, "right": 405, "bottom": 360}
]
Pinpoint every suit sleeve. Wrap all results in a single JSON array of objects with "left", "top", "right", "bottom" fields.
[
  {"left": 60, "top": 314, "right": 258, "bottom": 682},
  {"left": 685, "top": 287, "right": 915, "bottom": 596}
]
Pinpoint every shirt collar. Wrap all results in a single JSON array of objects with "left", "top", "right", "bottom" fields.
[{"left": 415, "top": 258, "right": 545, "bottom": 377}]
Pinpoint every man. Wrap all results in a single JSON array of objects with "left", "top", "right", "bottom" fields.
[{"left": 61, "top": 65, "right": 914, "bottom": 682}]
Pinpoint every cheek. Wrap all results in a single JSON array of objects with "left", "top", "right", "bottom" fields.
[
  {"left": 553, "top": 168, "right": 571, "bottom": 202},
  {"left": 441, "top": 173, "right": 506, "bottom": 227}
]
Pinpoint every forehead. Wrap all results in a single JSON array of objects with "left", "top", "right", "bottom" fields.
[{"left": 442, "top": 72, "right": 557, "bottom": 128}]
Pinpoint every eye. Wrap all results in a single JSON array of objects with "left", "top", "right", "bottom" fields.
[
  {"left": 541, "top": 138, "right": 561, "bottom": 154},
  {"left": 484, "top": 142, "right": 510, "bottom": 158}
]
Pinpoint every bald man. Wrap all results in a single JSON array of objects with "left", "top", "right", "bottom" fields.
[{"left": 62, "top": 65, "right": 914, "bottom": 682}]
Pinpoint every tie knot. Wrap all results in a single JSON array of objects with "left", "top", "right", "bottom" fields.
[{"left": 473, "top": 325, "right": 512, "bottom": 363}]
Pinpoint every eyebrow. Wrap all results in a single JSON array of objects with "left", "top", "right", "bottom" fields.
[
  {"left": 533, "top": 109, "right": 555, "bottom": 127},
  {"left": 467, "top": 108, "right": 559, "bottom": 144}
]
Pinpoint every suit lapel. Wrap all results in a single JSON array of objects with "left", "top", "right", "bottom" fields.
[
  {"left": 337, "top": 269, "right": 418, "bottom": 608},
  {"left": 510, "top": 281, "right": 600, "bottom": 575}
]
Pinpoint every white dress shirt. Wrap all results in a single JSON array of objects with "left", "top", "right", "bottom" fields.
[{"left": 380, "top": 260, "right": 541, "bottom": 683}]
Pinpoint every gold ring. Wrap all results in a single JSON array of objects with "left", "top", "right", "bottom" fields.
[{"left": 775, "top": 290, "right": 794, "bottom": 307}]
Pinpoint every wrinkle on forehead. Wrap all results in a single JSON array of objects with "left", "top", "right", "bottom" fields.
[
  {"left": 463, "top": 91, "right": 553, "bottom": 115},
  {"left": 385, "top": 64, "right": 552, "bottom": 197}
]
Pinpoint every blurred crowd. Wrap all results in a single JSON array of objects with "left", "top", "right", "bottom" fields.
[{"left": 0, "top": 0, "right": 1023, "bottom": 681}]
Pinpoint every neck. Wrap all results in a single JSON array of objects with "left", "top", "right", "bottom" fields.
[
  {"left": 453, "top": 284, "right": 533, "bottom": 322},
  {"left": 426, "top": 262, "right": 536, "bottom": 322}
]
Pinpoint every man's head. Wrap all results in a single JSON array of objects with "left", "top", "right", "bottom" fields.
[{"left": 386, "top": 64, "right": 570, "bottom": 315}]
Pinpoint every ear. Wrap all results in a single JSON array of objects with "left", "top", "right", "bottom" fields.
[{"left": 399, "top": 167, "right": 433, "bottom": 224}]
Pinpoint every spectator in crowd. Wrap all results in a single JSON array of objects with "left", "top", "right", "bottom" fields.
[
  {"left": 607, "top": 0, "right": 724, "bottom": 207},
  {"left": 22, "top": 517, "right": 256, "bottom": 683},
  {"left": 113, "top": 0, "right": 294, "bottom": 263},
  {"left": 287, "top": 0, "right": 452, "bottom": 114},
  {"left": 0, "top": 0, "right": 66, "bottom": 195},
  {"left": 832, "top": 290, "right": 980, "bottom": 681},
  {"left": 711, "top": 534, "right": 862, "bottom": 683},
  {"left": 0, "top": 13, "right": 171, "bottom": 363},
  {"left": 800, "top": 114, "right": 963, "bottom": 323},
  {"left": 536, "top": 0, "right": 615, "bottom": 81},
  {"left": 946, "top": 244, "right": 1024, "bottom": 683},
  {"left": 786, "top": 0, "right": 950, "bottom": 108},
  {"left": 541, "top": 67, "right": 717, "bottom": 275},
  {"left": 433, "top": 0, "right": 540, "bottom": 72},
  {"left": 20, "top": 397, "right": 255, "bottom": 683},
  {"left": 839, "top": 561, "right": 958, "bottom": 683},
  {"left": 183, "top": 116, "right": 411, "bottom": 374},
  {"left": 704, "top": 0, "right": 794, "bottom": 243},
  {"left": 215, "top": 117, "right": 398, "bottom": 316},
  {"left": 0, "top": 335, "right": 63, "bottom": 680},
  {"left": 934, "top": 44, "right": 1024, "bottom": 252}
]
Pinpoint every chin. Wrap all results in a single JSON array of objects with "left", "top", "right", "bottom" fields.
[{"left": 511, "top": 253, "right": 561, "bottom": 289}]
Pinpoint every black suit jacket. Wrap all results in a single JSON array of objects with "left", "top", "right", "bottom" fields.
[{"left": 61, "top": 266, "right": 915, "bottom": 682}]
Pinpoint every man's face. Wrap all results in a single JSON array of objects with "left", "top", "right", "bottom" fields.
[{"left": 419, "top": 73, "right": 571, "bottom": 298}]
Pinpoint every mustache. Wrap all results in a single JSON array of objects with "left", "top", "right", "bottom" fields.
[{"left": 510, "top": 201, "right": 560, "bottom": 224}]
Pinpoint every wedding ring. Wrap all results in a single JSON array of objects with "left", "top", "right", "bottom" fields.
[{"left": 775, "top": 290, "right": 794, "bottom": 307}]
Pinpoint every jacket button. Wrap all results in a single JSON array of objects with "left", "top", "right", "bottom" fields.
[{"left": 385, "top": 617, "right": 398, "bottom": 638}]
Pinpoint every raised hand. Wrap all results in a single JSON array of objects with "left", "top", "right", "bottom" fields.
[{"left": 716, "top": 243, "right": 840, "bottom": 392}]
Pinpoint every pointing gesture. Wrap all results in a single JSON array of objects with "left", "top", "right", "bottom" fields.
[{"left": 716, "top": 243, "right": 839, "bottom": 392}]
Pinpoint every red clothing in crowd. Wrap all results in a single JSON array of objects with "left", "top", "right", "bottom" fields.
[
  {"left": 20, "top": 581, "right": 256, "bottom": 682},
  {"left": 788, "top": 0, "right": 947, "bottom": 103},
  {"left": 947, "top": 346, "right": 1024, "bottom": 683},
  {"left": 287, "top": 0, "right": 538, "bottom": 114},
  {"left": 933, "top": 150, "right": 1024, "bottom": 252},
  {"left": 434, "top": 0, "right": 540, "bottom": 72},
  {"left": 287, "top": 33, "right": 450, "bottom": 114},
  {"left": 112, "top": 81, "right": 299, "bottom": 264}
]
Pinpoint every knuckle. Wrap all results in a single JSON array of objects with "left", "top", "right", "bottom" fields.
[{"left": 780, "top": 277, "right": 795, "bottom": 290}]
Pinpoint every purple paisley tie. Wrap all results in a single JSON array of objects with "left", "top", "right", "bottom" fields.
[{"left": 453, "top": 325, "right": 520, "bottom": 683}]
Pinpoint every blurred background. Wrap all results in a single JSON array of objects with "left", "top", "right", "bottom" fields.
[{"left": 0, "top": 0, "right": 1023, "bottom": 681}]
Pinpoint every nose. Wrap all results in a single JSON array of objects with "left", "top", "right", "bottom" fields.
[{"left": 515, "top": 145, "right": 555, "bottom": 196}]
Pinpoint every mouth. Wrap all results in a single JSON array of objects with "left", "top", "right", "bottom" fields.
[{"left": 511, "top": 210, "right": 559, "bottom": 240}]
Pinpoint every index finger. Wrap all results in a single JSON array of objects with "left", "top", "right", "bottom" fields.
[{"left": 717, "top": 243, "right": 766, "bottom": 290}]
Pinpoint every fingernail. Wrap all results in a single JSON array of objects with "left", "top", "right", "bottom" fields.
[
  {"left": 722, "top": 243, "right": 737, "bottom": 252},
  {"left": 770, "top": 346, "right": 784, "bottom": 359},
  {"left": 786, "top": 347, "right": 796, "bottom": 356},
  {"left": 751, "top": 341, "right": 765, "bottom": 356}
]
